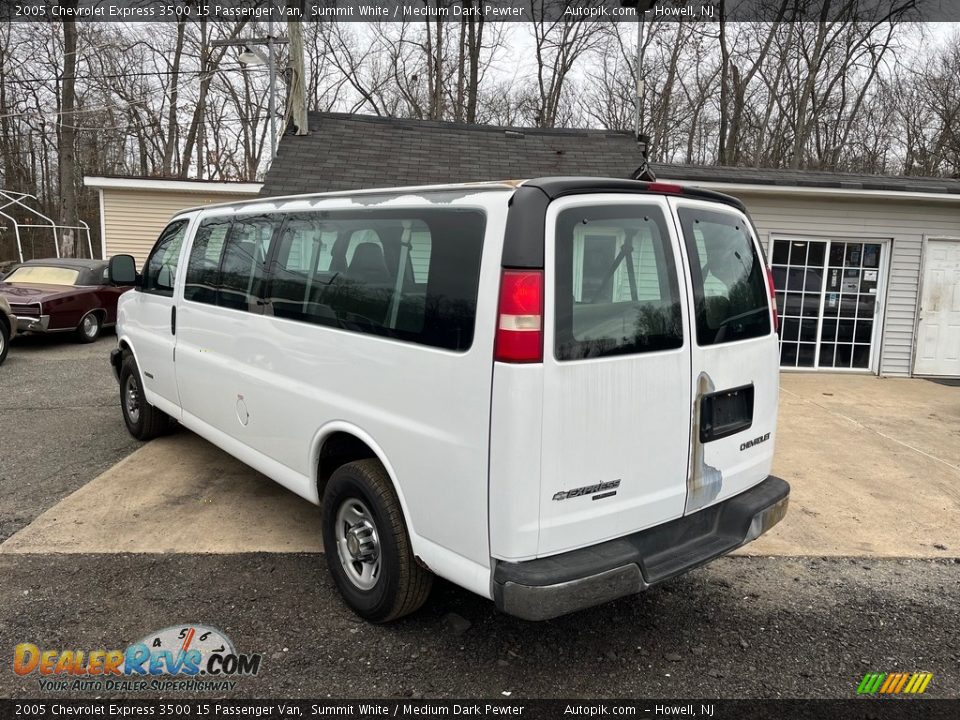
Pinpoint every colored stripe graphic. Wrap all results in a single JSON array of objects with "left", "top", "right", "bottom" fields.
[
  {"left": 857, "top": 673, "right": 886, "bottom": 694},
  {"left": 858, "top": 672, "right": 932, "bottom": 695}
]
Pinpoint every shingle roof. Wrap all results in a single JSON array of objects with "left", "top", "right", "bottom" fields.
[
  {"left": 656, "top": 163, "right": 960, "bottom": 195},
  {"left": 261, "top": 112, "right": 960, "bottom": 197}
]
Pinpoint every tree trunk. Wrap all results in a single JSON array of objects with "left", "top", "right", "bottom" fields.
[
  {"left": 181, "top": 21, "right": 249, "bottom": 179},
  {"left": 466, "top": 10, "right": 482, "bottom": 123},
  {"left": 162, "top": 20, "right": 186, "bottom": 176},
  {"left": 58, "top": 4, "right": 79, "bottom": 257},
  {"left": 716, "top": 1, "right": 730, "bottom": 165}
]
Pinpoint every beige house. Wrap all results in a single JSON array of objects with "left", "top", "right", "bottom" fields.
[{"left": 84, "top": 177, "right": 261, "bottom": 265}]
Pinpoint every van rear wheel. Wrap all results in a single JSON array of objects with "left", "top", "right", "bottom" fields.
[{"left": 322, "top": 459, "right": 432, "bottom": 622}]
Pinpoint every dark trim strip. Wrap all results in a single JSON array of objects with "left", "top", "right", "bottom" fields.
[{"left": 500, "top": 177, "right": 747, "bottom": 270}]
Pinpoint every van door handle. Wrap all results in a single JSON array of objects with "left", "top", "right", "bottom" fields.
[{"left": 171, "top": 306, "right": 177, "bottom": 335}]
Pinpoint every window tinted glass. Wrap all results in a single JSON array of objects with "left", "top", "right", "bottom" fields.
[
  {"left": 555, "top": 205, "right": 684, "bottom": 361},
  {"left": 184, "top": 217, "right": 230, "bottom": 304},
  {"left": 142, "top": 220, "right": 188, "bottom": 296},
  {"left": 264, "top": 209, "right": 482, "bottom": 351},
  {"left": 678, "top": 207, "right": 771, "bottom": 345},
  {"left": 218, "top": 215, "right": 278, "bottom": 311}
]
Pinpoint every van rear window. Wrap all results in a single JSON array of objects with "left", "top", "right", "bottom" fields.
[
  {"left": 678, "top": 207, "right": 771, "bottom": 346},
  {"left": 554, "top": 205, "right": 684, "bottom": 361}
]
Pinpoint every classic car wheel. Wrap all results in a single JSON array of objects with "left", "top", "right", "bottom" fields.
[
  {"left": 119, "top": 353, "right": 171, "bottom": 440},
  {"left": 0, "top": 318, "right": 9, "bottom": 366},
  {"left": 76, "top": 312, "right": 102, "bottom": 343}
]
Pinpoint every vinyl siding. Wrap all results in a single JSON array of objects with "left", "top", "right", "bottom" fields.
[
  {"left": 723, "top": 192, "right": 960, "bottom": 377},
  {"left": 102, "top": 188, "right": 257, "bottom": 266}
]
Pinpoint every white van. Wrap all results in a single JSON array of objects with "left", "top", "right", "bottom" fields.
[{"left": 109, "top": 178, "right": 789, "bottom": 622}]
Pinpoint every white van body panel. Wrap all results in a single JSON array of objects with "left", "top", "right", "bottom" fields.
[
  {"left": 668, "top": 197, "right": 780, "bottom": 511},
  {"left": 536, "top": 194, "right": 692, "bottom": 557},
  {"left": 116, "top": 211, "right": 199, "bottom": 418},
  {"left": 488, "top": 363, "right": 544, "bottom": 561},
  {"left": 171, "top": 192, "right": 510, "bottom": 582},
  {"left": 114, "top": 179, "right": 788, "bottom": 620}
]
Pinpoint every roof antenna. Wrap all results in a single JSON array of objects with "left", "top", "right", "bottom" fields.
[{"left": 630, "top": 133, "right": 656, "bottom": 182}]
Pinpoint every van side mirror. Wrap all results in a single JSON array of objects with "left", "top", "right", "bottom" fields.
[{"left": 108, "top": 254, "right": 139, "bottom": 287}]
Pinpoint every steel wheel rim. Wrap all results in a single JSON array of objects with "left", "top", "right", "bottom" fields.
[
  {"left": 335, "top": 498, "right": 381, "bottom": 591},
  {"left": 124, "top": 375, "right": 141, "bottom": 424},
  {"left": 82, "top": 315, "right": 98, "bottom": 338}
]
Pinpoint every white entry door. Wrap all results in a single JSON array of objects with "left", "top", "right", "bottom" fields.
[{"left": 915, "top": 239, "right": 960, "bottom": 376}]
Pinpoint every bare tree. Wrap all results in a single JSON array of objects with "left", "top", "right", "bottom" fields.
[
  {"left": 527, "top": 0, "right": 603, "bottom": 127},
  {"left": 57, "top": 2, "right": 79, "bottom": 255}
]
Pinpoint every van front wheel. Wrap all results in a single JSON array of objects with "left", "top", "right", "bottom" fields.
[
  {"left": 322, "top": 459, "right": 432, "bottom": 622},
  {"left": 119, "top": 354, "right": 170, "bottom": 441}
]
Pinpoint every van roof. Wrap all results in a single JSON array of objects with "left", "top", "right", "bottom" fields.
[{"left": 177, "top": 176, "right": 746, "bottom": 217}]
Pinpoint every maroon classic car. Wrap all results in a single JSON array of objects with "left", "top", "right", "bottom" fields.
[{"left": 0, "top": 258, "right": 132, "bottom": 343}]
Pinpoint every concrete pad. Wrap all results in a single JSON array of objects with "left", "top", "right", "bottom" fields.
[
  {"left": 0, "top": 433, "right": 322, "bottom": 554},
  {"left": 740, "top": 374, "right": 960, "bottom": 557},
  {"left": 3, "top": 374, "right": 958, "bottom": 558}
]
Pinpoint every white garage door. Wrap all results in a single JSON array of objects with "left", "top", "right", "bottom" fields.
[{"left": 914, "top": 239, "right": 960, "bottom": 377}]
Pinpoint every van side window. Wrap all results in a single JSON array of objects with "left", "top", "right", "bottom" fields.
[
  {"left": 142, "top": 220, "right": 188, "bottom": 297},
  {"left": 678, "top": 208, "right": 771, "bottom": 345},
  {"left": 555, "top": 206, "right": 683, "bottom": 361},
  {"left": 264, "top": 209, "right": 481, "bottom": 351},
  {"left": 184, "top": 217, "right": 231, "bottom": 304},
  {"left": 218, "top": 215, "right": 278, "bottom": 311}
]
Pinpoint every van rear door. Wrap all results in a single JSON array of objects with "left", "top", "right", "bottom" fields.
[
  {"left": 538, "top": 194, "right": 692, "bottom": 557},
  {"left": 669, "top": 197, "right": 779, "bottom": 513}
]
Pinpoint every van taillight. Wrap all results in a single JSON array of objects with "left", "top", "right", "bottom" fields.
[
  {"left": 766, "top": 266, "right": 779, "bottom": 332},
  {"left": 495, "top": 270, "right": 543, "bottom": 363},
  {"left": 646, "top": 182, "right": 684, "bottom": 195}
]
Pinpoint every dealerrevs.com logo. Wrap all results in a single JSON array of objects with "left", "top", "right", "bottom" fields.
[{"left": 13, "top": 624, "right": 261, "bottom": 693}]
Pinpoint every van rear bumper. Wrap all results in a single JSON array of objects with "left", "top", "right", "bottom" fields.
[{"left": 492, "top": 475, "right": 789, "bottom": 621}]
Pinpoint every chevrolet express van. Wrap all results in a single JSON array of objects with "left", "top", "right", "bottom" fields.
[{"left": 108, "top": 178, "right": 789, "bottom": 622}]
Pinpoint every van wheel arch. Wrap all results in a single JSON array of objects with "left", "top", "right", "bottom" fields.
[
  {"left": 117, "top": 339, "right": 135, "bottom": 366},
  {"left": 315, "top": 430, "right": 425, "bottom": 568},
  {"left": 316, "top": 431, "right": 378, "bottom": 499}
]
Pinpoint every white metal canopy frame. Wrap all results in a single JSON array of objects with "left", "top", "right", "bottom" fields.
[{"left": 0, "top": 189, "right": 93, "bottom": 263}]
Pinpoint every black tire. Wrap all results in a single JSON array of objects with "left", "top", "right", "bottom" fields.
[
  {"left": 119, "top": 353, "right": 170, "bottom": 440},
  {"left": 322, "top": 459, "right": 432, "bottom": 622},
  {"left": 0, "top": 318, "right": 9, "bottom": 366},
  {"left": 76, "top": 312, "right": 102, "bottom": 343}
]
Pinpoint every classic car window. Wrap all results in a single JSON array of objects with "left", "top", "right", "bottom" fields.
[
  {"left": 143, "top": 220, "right": 189, "bottom": 297},
  {"left": 4, "top": 266, "right": 80, "bottom": 286}
]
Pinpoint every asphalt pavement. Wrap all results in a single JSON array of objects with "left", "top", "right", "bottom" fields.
[
  {"left": 0, "top": 334, "right": 957, "bottom": 700},
  {"left": 0, "top": 332, "right": 141, "bottom": 543},
  {"left": 1, "top": 554, "right": 957, "bottom": 698}
]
